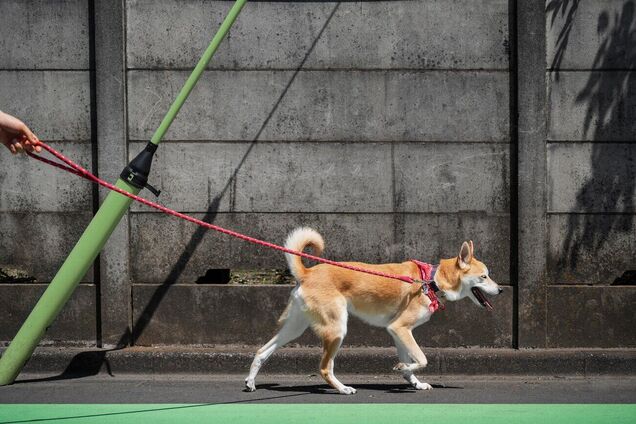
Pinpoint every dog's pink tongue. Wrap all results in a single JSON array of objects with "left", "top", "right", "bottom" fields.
[
  {"left": 484, "top": 299, "right": 493, "bottom": 311},
  {"left": 472, "top": 287, "right": 494, "bottom": 311}
]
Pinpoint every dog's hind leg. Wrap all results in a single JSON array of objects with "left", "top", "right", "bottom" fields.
[
  {"left": 313, "top": 299, "right": 355, "bottom": 395},
  {"left": 319, "top": 333, "right": 355, "bottom": 394},
  {"left": 388, "top": 326, "right": 432, "bottom": 390},
  {"left": 245, "top": 296, "right": 308, "bottom": 392}
]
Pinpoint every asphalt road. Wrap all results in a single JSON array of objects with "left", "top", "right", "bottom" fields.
[{"left": 1, "top": 374, "right": 634, "bottom": 404}]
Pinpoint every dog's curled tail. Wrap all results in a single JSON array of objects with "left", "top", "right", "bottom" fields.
[{"left": 284, "top": 227, "right": 324, "bottom": 281}]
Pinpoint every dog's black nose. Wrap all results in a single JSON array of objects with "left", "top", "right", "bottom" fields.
[{"left": 498, "top": 288, "right": 503, "bottom": 294}]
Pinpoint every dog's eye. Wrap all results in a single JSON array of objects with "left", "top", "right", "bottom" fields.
[{"left": 481, "top": 275, "right": 487, "bottom": 279}]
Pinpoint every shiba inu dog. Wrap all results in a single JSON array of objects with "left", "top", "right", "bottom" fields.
[{"left": 246, "top": 227, "right": 502, "bottom": 394}]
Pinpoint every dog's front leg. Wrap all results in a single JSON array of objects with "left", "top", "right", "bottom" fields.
[
  {"left": 394, "top": 347, "right": 432, "bottom": 391},
  {"left": 388, "top": 326, "right": 432, "bottom": 390}
]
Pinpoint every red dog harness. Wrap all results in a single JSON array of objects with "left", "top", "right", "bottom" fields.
[{"left": 410, "top": 260, "right": 445, "bottom": 314}]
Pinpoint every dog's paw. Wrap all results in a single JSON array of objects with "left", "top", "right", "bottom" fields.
[
  {"left": 414, "top": 382, "right": 433, "bottom": 391},
  {"left": 338, "top": 386, "right": 357, "bottom": 395},
  {"left": 244, "top": 378, "right": 256, "bottom": 392}
]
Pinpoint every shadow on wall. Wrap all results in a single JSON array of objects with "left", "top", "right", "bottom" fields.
[
  {"left": 548, "top": 0, "right": 636, "bottom": 284},
  {"left": 547, "top": 0, "right": 581, "bottom": 75}
]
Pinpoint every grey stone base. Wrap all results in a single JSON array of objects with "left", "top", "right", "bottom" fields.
[{"left": 10, "top": 346, "right": 636, "bottom": 379}]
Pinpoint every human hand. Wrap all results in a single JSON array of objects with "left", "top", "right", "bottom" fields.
[{"left": 0, "top": 111, "right": 41, "bottom": 154}]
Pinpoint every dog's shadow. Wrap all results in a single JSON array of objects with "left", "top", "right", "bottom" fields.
[{"left": 247, "top": 382, "right": 463, "bottom": 394}]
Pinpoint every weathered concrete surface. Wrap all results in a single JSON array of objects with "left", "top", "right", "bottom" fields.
[
  {"left": 95, "top": 0, "right": 131, "bottom": 347},
  {"left": 548, "top": 143, "right": 635, "bottom": 213},
  {"left": 548, "top": 71, "right": 636, "bottom": 141},
  {"left": 0, "top": 284, "right": 96, "bottom": 345},
  {"left": 0, "top": 0, "right": 95, "bottom": 353},
  {"left": 129, "top": 212, "right": 510, "bottom": 284},
  {"left": 548, "top": 213, "right": 635, "bottom": 285},
  {"left": 126, "top": 0, "right": 509, "bottom": 70},
  {"left": 130, "top": 285, "right": 513, "bottom": 348},
  {"left": 10, "top": 346, "right": 636, "bottom": 377},
  {"left": 127, "top": 71, "right": 510, "bottom": 142},
  {"left": 0, "top": 212, "right": 94, "bottom": 282},
  {"left": 542, "top": 0, "right": 636, "bottom": 345},
  {"left": 0, "top": 71, "right": 91, "bottom": 141},
  {"left": 0, "top": 142, "right": 92, "bottom": 212},
  {"left": 546, "top": 0, "right": 635, "bottom": 70},
  {"left": 395, "top": 143, "right": 509, "bottom": 213},
  {"left": 546, "top": 286, "right": 636, "bottom": 348},
  {"left": 129, "top": 141, "right": 394, "bottom": 213},
  {"left": 129, "top": 142, "right": 509, "bottom": 214},
  {"left": 130, "top": 212, "right": 394, "bottom": 282},
  {"left": 0, "top": 0, "right": 88, "bottom": 69},
  {"left": 517, "top": 0, "right": 548, "bottom": 348},
  {"left": 401, "top": 213, "right": 510, "bottom": 282}
]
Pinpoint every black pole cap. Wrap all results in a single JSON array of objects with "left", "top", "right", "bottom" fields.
[{"left": 120, "top": 142, "right": 161, "bottom": 196}]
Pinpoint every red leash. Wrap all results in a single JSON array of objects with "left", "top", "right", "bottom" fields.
[{"left": 27, "top": 141, "right": 431, "bottom": 286}]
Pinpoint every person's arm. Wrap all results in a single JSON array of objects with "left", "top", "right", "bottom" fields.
[{"left": 0, "top": 111, "right": 41, "bottom": 154}]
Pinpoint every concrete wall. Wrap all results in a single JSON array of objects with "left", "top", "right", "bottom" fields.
[
  {"left": 542, "top": 0, "right": 636, "bottom": 348},
  {"left": 0, "top": 0, "right": 633, "bottom": 349},
  {"left": 546, "top": 0, "right": 635, "bottom": 284},
  {"left": 0, "top": 0, "right": 96, "bottom": 345},
  {"left": 125, "top": 0, "right": 512, "bottom": 349}
]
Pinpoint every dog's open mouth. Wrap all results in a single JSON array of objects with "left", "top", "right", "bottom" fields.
[{"left": 471, "top": 287, "right": 493, "bottom": 310}]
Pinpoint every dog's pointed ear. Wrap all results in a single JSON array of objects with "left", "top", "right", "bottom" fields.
[
  {"left": 469, "top": 240, "right": 474, "bottom": 256},
  {"left": 458, "top": 241, "right": 472, "bottom": 270}
]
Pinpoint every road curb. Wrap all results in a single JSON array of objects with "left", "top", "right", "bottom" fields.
[{"left": 7, "top": 346, "right": 636, "bottom": 377}]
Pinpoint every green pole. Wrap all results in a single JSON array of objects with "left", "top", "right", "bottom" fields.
[{"left": 0, "top": 0, "right": 247, "bottom": 386}]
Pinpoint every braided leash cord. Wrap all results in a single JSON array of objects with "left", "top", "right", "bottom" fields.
[{"left": 27, "top": 141, "right": 424, "bottom": 285}]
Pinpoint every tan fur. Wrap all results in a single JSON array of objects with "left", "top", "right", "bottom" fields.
[{"left": 246, "top": 229, "right": 501, "bottom": 394}]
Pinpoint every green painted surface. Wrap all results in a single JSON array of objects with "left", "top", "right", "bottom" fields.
[{"left": 0, "top": 404, "right": 633, "bottom": 424}]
